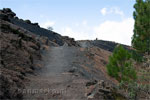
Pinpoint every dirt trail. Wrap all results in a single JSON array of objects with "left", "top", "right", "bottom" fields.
[{"left": 23, "top": 46, "right": 89, "bottom": 100}]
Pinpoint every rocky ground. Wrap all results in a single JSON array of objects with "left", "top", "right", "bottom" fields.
[
  {"left": 0, "top": 8, "right": 129, "bottom": 100},
  {"left": 0, "top": 8, "right": 79, "bottom": 99},
  {"left": 23, "top": 46, "right": 124, "bottom": 100},
  {"left": 0, "top": 19, "right": 42, "bottom": 99}
]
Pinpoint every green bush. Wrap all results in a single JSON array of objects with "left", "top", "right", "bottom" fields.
[
  {"left": 131, "top": 50, "right": 144, "bottom": 62},
  {"left": 107, "top": 45, "right": 137, "bottom": 82}
]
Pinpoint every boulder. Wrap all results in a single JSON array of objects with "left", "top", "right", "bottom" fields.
[
  {"left": 1, "top": 8, "right": 16, "bottom": 18},
  {"left": 24, "top": 20, "right": 31, "bottom": 24},
  {"left": 86, "top": 80, "right": 98, "bottom": 87},
  {"left": 0, "top": 11, "right": 10, "bottom": 21},
  {"left": 62, "top": 36, "right": 80, "bottom": 47},
  {"left": 68, "top": 67, "right": 77, "bottom": 73},
  {"left": 86, "top": 80, "right": 126, "bottom": 100},
  {"left": 32, "top": 23, "right": 40, "bottom": 27}
]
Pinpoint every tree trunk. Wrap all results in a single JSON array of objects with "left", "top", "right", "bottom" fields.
[{"left": 120, "top": 62, "right": 124, "bottom": 80}]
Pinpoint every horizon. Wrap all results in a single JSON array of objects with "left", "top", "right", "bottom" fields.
[{"left": 0, "top": 0, "right": 136, "bottom": 45}]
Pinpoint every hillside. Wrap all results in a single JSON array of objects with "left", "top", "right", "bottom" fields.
[{"left": 0, "top": 8, "right": 149, "bottom": 100}]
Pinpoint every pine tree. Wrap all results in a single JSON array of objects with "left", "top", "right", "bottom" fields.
[
  {"left": 132, "top": 0, "right": 150, "bottom": 55},
  {"left": 107, "top": 45, "right": 137, "bottom": 82}
]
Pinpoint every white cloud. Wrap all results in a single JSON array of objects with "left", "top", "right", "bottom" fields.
[
  {"left": 61, "top": 27, "right": 92, "bottom": 40},
  {"left": 100, "top": 8, "right": 107, "bottom": 16},
  {"left": 61, "top": 27, "right": 75, "bottom": 36},
  {"left": 94, "top": 18, "right": 134, "bottom": 45},
  {"left": 40, "top": 21, "right": 55, "bottom": 28},
  {"left": 110, "top": 7, "right": 124, "bottom": 17},
  {"left": 75, "top": 23, "right": 79, "bottom": 27},
  {"left": 100, "top": 7, "right": 124, "bottom": 17},
  {"left": 60, "top": 20, "right": 95, "bottom": 40},
  {"left": 59, "top": 18, "right": 134, "bottom": 45},
  {"left": 82, "top": 20, "right": 87, "bottom": 26}
]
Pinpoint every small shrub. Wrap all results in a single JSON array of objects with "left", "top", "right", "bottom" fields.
[{"left": 107, "top": 45, "right": 137, "bottom": 82}]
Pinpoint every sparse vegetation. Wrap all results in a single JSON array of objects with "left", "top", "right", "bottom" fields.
[
  {"left": 118, "top": 80, "right": 150, "bottom": 100},
  {"left": 47, "top": 26, "right": 53, "bottom": 31},
  {"left": 1, "top": 24, "right": 35, "bottom": 42}
]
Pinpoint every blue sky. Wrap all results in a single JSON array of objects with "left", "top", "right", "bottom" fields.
[{"left": 0, "top": 0, "right": 135, "bottom": 45}]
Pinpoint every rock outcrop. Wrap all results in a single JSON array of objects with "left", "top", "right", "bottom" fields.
[
  {"left": 86, "top": 80, "right": 126, "bottom": 100},
  {"left": 78, "top": 40, "right": 131, "bottom": 52},
  {"left": 0, "top": 8, "right": 79, "bottom": 46},
  {"left": 0, "top": 19, "right": 42, "bottom": 99},
  {"left": 0, "top": 8, "right": 16, "bottom": 21}
]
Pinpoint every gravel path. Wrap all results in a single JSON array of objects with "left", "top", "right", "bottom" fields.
[{"left": 23, "top": 46, "right": 89, "bottom": 100}]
